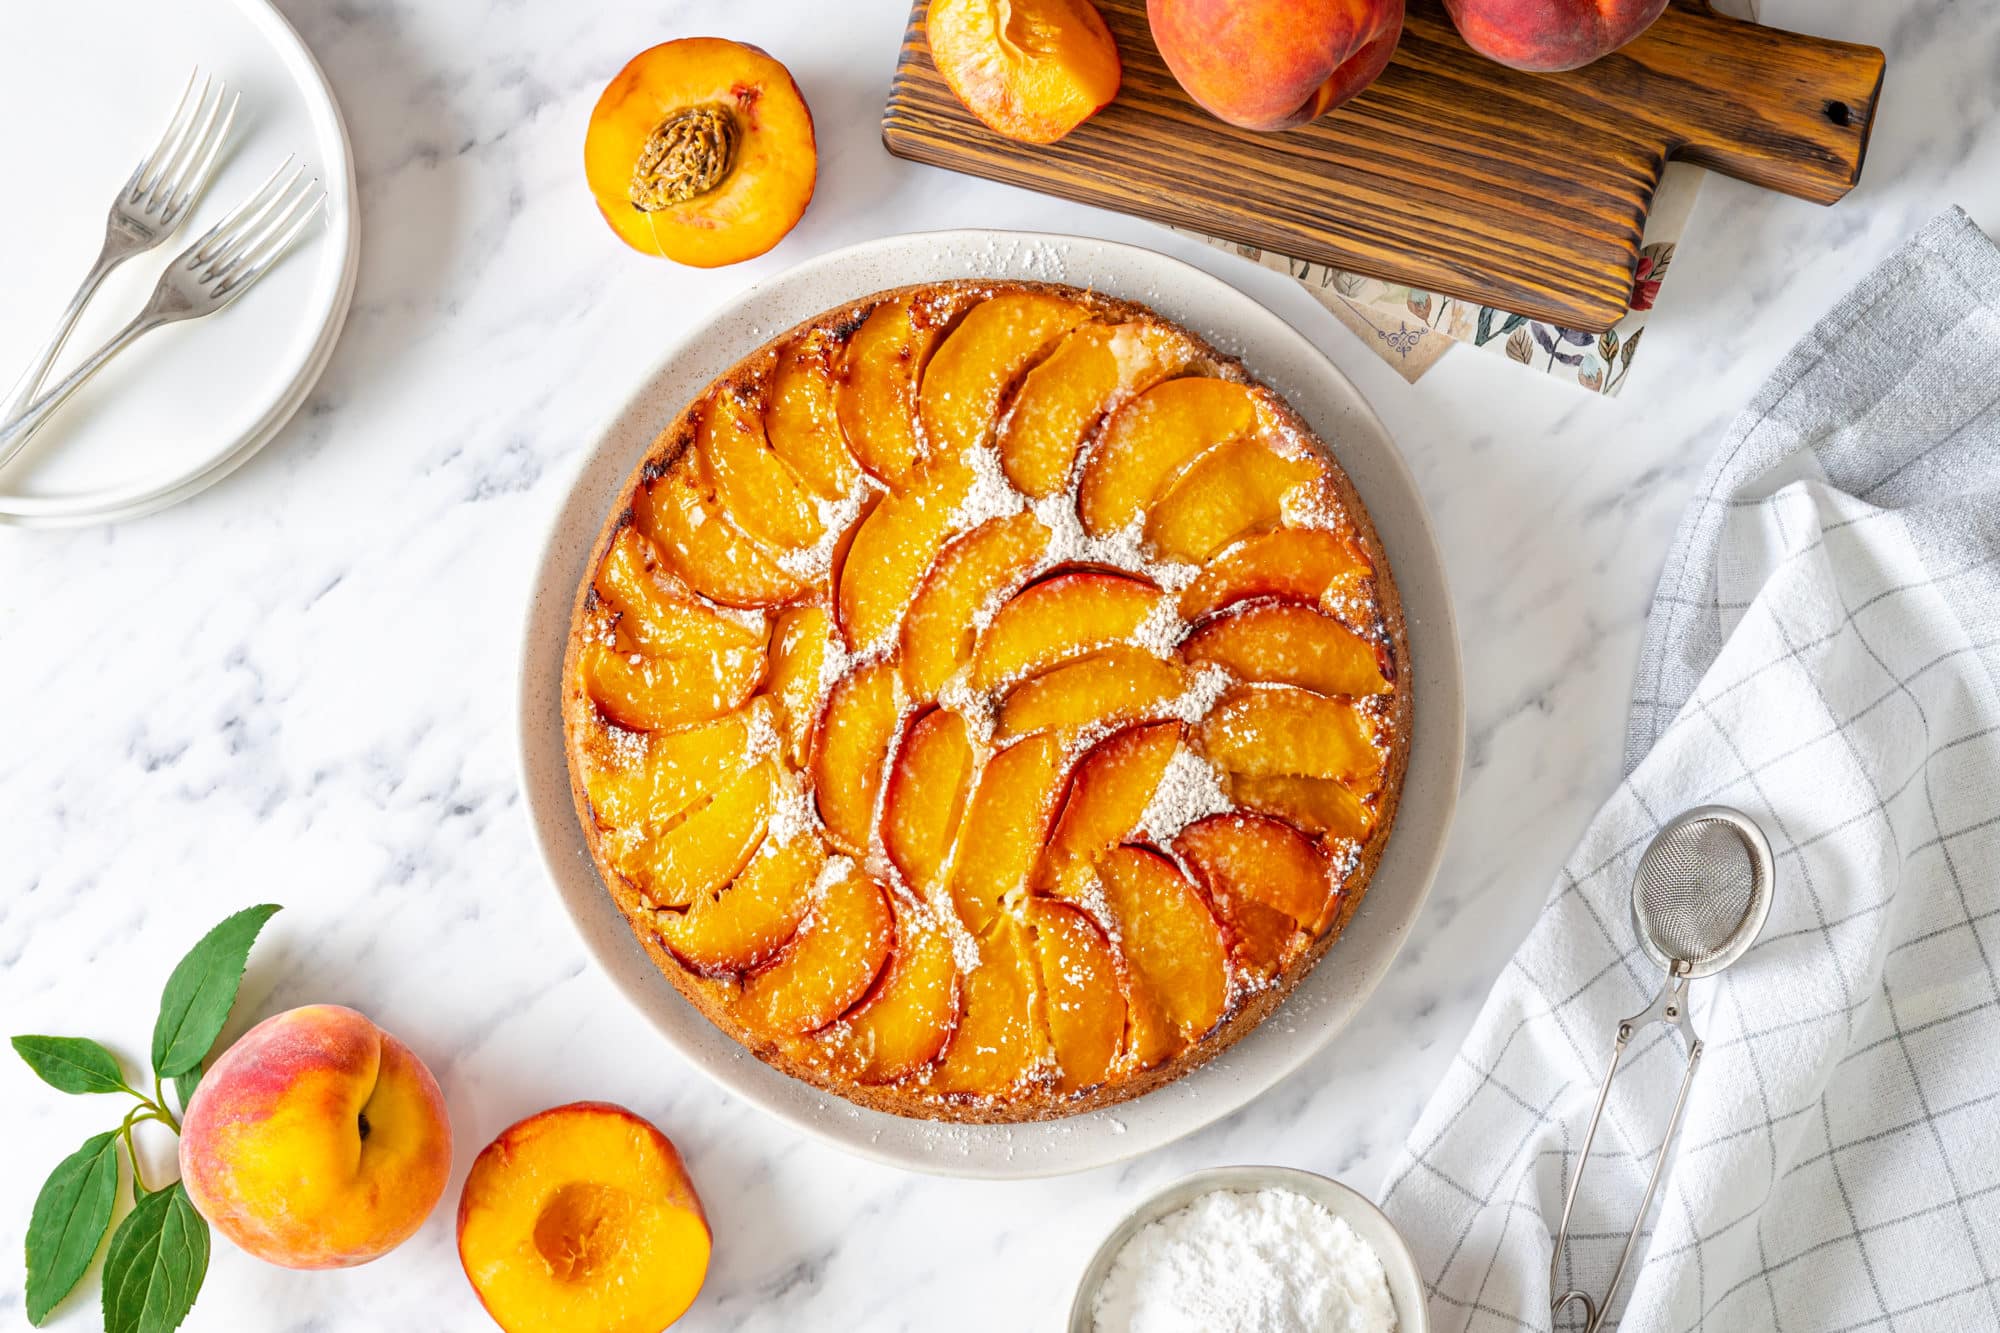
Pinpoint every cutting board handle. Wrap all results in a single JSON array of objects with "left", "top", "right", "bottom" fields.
[{"left": 1636, "top": 8, "right": 1885, "bottom": 205}]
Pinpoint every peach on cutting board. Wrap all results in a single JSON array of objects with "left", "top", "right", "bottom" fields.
[
  {"left": 584, "top": 38, "right": 816, "bottom": 266},
  {"left": 926, "top": 0, "right": 1123, "bottom": 145},
  {"left": 178, "top": 1004, "right": 451, "bottom": 1270},
  {"left": 1444, "top": 0, "right": 1669, "bottom": 72},
  {"left": 1148, "top": 0, "right": 1404, "bottom": 131},
  {"left": 457, "top": 1102, "right": 709, "bottom": 1333}
]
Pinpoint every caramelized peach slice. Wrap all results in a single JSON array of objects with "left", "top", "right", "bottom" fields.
[
  {"left": 936, "top": 921, "right": 1048, "bottom": 1097},
  {"left": 594, "top": 525, "right": 767, "bottom": 657},
  {"left": 584, "top": 38, "right": 816, "bottom": 267},
  {"left": 1184, "top": 602, "right": 1388, "bottom": 697},
  {"left": 917, "top": 292, "right": 1091, "bottom": 461},
  {"left": 1027, "top": 899, "right": 1125, "bottom": 1091},
  {"left": 811, "top": 662, "right": 905, "bottom": 857},
  {"left": 457, "top": 1102, "right": 708, "bottom": 1333},
  {"left": 1096, "top": 847, "right": 1227, "bottom": 1040},
  {"left": 1228, "top": 774, "right": 1372, "bottom": 842},
  {"left": 659, "top": 834, "right": 824, "bottom": 974},
  {"left": 699, "top": 387, "right": 822, "bottom": 553},
  {"left": 1176, "top": 527, "right": 1373, "bottom": 621},
  {"left": 766, "top": 606, "right": 832, "bottom": 766},
  {"left": 927, "top": 0, "right": 1123, "bottom": 145},
  {"left": 636, "top": 457, "right": 806, "bottom": 608},
  {"left": 882, "top": 708, "right": 976, "bottom": 891},
  {"left": 576, "top": 700, "right": 773, "bottom": 832},
  {"left": 837, "top": 292, "right": 976, "bottom": 487},
  {"left": 998, "top": 321, "right": 1197, "bottom": 498},
  {"left": 765, "top": 329, "right": 860, "bottom": 500},
  {"left": 994, "top": 647, "right": 1183, "bottom": 742},
  {"left": 1196, "top": 685, "right": 1383, "bottom": 784},
  {"left": 824, "top": 899, "right": 960, "bottom": 1083},
  {"left": 947, "top": 732, "right": 1067, "bottom": 933},
  {"left": 970, "top": 570, "right": 1165, "bottom": 691},
  {"left": 1078, "top": 377, "right": 1261, "bottom": 536},
  {"left": 1040, "top": 722, "right": 1180, "bottom": 896},
  {"left": 628, "top": 760, "right": 775, "bottom": 909},
  {"left": 1123, "top": 965, "right": 1182, "bottom": 1072},
  {"left": 902, "top": 511, "right": 1050, "bottom": 702},
  {"left": 1178, "top": 812, "right": 1336, "bottom": 946},
  {"left": 581, "top": 641, "right": 766, "bottom": 734},
  {"left": 1146, "top": 438, "right": 1322, "bottom": 564},
  {"left": 836, "top": 456, "right": 973, "bottom": 653},
  {"left": 738, "top": 868, "right": 893, "bottom": 1036}
]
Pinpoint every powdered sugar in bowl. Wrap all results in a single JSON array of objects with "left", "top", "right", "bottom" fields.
[{"left": 1069, "top": 1166, "right": 1428, "bottom": 1333}]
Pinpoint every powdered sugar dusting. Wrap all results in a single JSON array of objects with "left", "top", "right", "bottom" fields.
[
  {"left": 742, "top": 704, "right": 781, "bottom": 765},
  {"left": 1134, "top": 746, "right": 1233, "bottom": 846},
  {"left": 1167, "top": 663, "right": 1232, "bottom": 724}
]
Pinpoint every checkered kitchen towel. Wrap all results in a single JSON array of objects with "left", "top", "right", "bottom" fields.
[{"left": 1381, "top": 206, "right": 2000, "bottom": 1332}]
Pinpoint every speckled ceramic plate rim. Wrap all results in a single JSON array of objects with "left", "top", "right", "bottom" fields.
[{"left": 516, "top": 228, "right": 1464, "bottom": 1180}]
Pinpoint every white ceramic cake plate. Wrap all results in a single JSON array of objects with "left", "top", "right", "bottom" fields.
[{"left": 517, "top": 229, "right": 1464, "bottom": 1179}]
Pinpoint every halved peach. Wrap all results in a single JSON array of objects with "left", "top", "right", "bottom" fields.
[
  {"left": 901, "top": 511, "right": 1050, "bottom": 702},
  {"left": 584, "top": 38, "right": 815, "bottom": 267},
  {"left": 997, "top": 321, "right": 1197, "bottom": 498},
  {"left": 1146, "top": 438, "right": 1322, "bottom": 564},
  {"left": 993, "top": 647, "right": 1182, "bottom": 742},
  {"left": 836, "top": 456, "right": 973, "bottom": 653},
  {"left": 947, "top": 732, "right": 1067, "bottom": 934},
  {"left": 1177, "top": 812, "right": 1335, "bottom": 943},
  {"left": 581, "top": 642, "right": 767, "bottom": 734},
  {"left": 765, "top": 328, "right": 860, "bottom": 500},
  {"left": 935, "top": 921, "right": 1048, "bottom": 1097},
  {"left": 636, "top": 457, "right": 807, "bottom": 608},
  {"left": 1195, "top": 685, "right": 1383, "bottom": 784},
  {"left": 811, "top": 662, "right": 905, "bottom": 856},
  {"left": 576, "top": 701, "right": 773, "bottom": 833},
  {"left": 837, "top": 292, "right": 981, "bottom": 487},
  {"left": 1176, "top": 527, "right": 1373, "bottom": 621},
  {"left": 738, "top": 868, "right": 894, "bottom": 1037},
  {"left": 916, "top": 291, "right": 1091, "bottom": 461},
  {"left": 660, "top": 834, "right": 824, "bottom": 974},
  {"left": 766, "top": 606, "right": 833, "bottom": 767},
  {"left": 970, "top": 570, "right": 1164, "bottom": 690},
  {"left": 1077, "top": 377, "right": 1261, "bottom": 536},
  {"left": 926, "top": 0, "right": 1123, "bottom": 145},
  {"left": 457, "top": 1102, "right": 708, "bottom": 1333},
  {"left": 823, "top": 898, "right": 960, "bottom": 1083},
  {"left": 1183, "top": 602, "right": 1388, "bottom": 698},
  {"left": 1039, "top": 722, "right": 1180, "bottom": 896},
  {"left": 1095, "top": 846, "right": 1227, "bottom": 1040},
  {"left": 627, "top": 760, "right": 775, "bottom": 909},
  {"left": 699, "top": 387, "right": 822, "bottom": 553},
  {"left": 594, "top": 525, "right": 767, "bottom": 658},
  {"left": 1027, "top": 898, "right": 1125, "bottom": 1091},
  {"left": 1228, "top": 773, "right": 1372, "bottom": 842},
  {"left": 882, "top": 708, "right": 976, "bottom": 891}
]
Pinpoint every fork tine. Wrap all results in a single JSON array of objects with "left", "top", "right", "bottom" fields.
[
  {"left": 135, "top": 71, "right": 208, "bottom": 203},
  {"left": 130, "top": 70, "right": 200, "bottom": 200},
  {"left": 215, "top": 188, "right": 324, "bottom": 297},
  {"left": 210, "top": 177, "right": 319, "bottom": 284},
  {"left": 183, "top": 156, "right": 298, "bottom": 269},
  {"left": 140, "top": 76, "right": 221, "bottom": 212},
  {"left": 163, "top": 90, "right": 238, "bottom": 224}
]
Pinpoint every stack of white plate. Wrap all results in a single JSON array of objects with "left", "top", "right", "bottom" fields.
[{"left": 0, "top": 0, "right": 357, "bottom": 527}]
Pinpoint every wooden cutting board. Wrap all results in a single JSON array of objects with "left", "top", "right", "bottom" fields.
[{"left": 881, "top": 0, "right": 1884, "bottom": 332}]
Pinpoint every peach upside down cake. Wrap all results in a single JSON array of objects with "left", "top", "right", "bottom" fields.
[{"left": 562, "top": 280, "right": 1410, "bottom": 1122}]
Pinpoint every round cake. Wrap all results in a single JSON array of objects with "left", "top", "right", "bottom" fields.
[{"left": 562, "top": 280, "right": 1410, "bottom": 1122}]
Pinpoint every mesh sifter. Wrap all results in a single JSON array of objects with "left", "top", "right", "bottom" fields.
[{"left": 1549, "top": 805, "right": 1776, "bottom": 1332}]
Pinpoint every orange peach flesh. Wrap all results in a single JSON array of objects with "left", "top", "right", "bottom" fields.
[{"left": 928, "top": 0, "right": 1124, "bottom": 145}]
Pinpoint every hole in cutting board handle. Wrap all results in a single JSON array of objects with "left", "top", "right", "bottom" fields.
[{"left": 1824, "top": 100, "right": 1853, "bottom": 127}]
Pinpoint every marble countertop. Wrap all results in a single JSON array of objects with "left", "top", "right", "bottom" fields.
[{"left": 4, "top": 1, "right": 1995, "bottom": 1328}]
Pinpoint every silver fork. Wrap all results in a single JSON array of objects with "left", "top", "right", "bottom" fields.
[
  {"left": 0, "top": 71, "right": 238, "bottom": 425},
  {"left": 0, "top": 161, "right": 325, "bottom": 470}
]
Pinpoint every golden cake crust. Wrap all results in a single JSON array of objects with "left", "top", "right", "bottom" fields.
[{"left": 561, "top": 279, "right": 1412, "bottom": 1123}]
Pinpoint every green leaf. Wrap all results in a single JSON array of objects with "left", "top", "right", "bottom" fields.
[
  {"left": 150, "top": 905, "right": 281, "bottom": 1079},
  {"left": 24, "top": 1132, "right": 121, "bottom": 1325},
  {"left": 173, "top": 1063, "right": 203, "bottom": 1117},
  {"left": 1621, "top": 326, "right": 1645, "bottom": 369},
  {"left": 13, "top": 1036, "right": 129, "bottom": 1095},
  {"left": 102, "top": 1183, "right": 209, "bottom": 1333}
]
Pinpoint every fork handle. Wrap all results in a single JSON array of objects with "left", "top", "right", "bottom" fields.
[
  {"left": 0, "top": 243, "right": 123, "bottom": 426},
  {"left": 0, "top": 314, "right": 161, "bottom": 475}
]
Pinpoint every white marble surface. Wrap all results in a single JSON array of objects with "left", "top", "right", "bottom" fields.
[{"left": 2, "top": 1, "right": 1995, "bottom": 1328}]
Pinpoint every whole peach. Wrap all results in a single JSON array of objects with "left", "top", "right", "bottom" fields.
[
  {"left": 1443, "top": 0, "right": 1670, "bottom": 72},
  {"left": 178, "top": 1004, "right": 453, "bottom": 1269},
  {"left": 1148, "top": 0, "right": 1405, "bottom": 132}
]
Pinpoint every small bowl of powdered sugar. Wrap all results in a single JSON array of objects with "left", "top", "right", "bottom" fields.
[{"left": 1069, "top": 1165, "right": 1427, "bottom": 1333}]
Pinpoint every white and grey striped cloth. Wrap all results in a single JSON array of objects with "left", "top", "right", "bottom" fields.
[{"left": 1381, "top": 207, "right": 2000, "bottom": 1331}]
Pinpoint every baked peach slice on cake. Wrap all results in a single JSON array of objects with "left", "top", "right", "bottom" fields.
[
  {"left": 1176, "top": 527, "right": 1373, "bottom": 620},
  {"left": 625, "top": 759, "right": 775, "bottom": 909},
  {"left": 1228, "top": 773, "right": 1373, "bottom": 842},
  {"left": 584, "top": 38, "right": 815, "bottom": 267},
  {"left": 917, "top": 290, "right": 1091, "bottom": 459},
  {"left": 698, "top": 386, "right": 824, "bottom": 553},
  {"left": 882, "top": 707, "right": 977, "bottom": 891},
  {"left": 970, "top": 570, "right": 1166, "bottom": 690},
  {"left": 948, "top": 731, "right": 1067, "bottom": 933},
  {"left": 811, "top": 660, "right": 906, "bottom": 856},
  {"left": 902, "top": 511, "right": 1051, "bottom": 702},
  {"left": 998, "top": 320, "right": 1199, "bottom": 497},
  {"left": 1183, "top": 601, "right": 1389, "bottom": 698},
  {"left": 936, "top": 921, "right": 1049, "bottom": 1096},
  {"left": 593, "top": 526, "right": 768, "bottom": 658},
  {"left": 579, "top": 641, "right": 768, "bottom": 735},
  {"left": 457, "top": 1102, "right": 708, "bottom": 1333},
  {"left": 926, "top": 0, "right": 1123, "bottom": 145},
  {"left": 835, "top": 457, "right": 974, "bottom": 653},
  {"left": 824, "top": 897, "right": 962, "bottom": 1083},
  {"left": 575, "top": 701, "right": 776, "bottom": 853},
  {"left": 1027, "top": 898, "right": 1127, "bottom": 1090},
  {"left": 1095, "top": 846, "right": 1228, "bottom": 1041},
  {"left": 1145, "top": 436, "right": 1324, "bottom": 564},
  {"left": 1039, "top": 721, "right": 1180, "bottom": 896},
  {"left": 636, "top": 457, "right": 807, "bottom": 607},
  {"left": 1196, "top": 684, "right": 1385, "bottom": 784},
  {"left": 765, "top": 328, "right": 861, "bottom": 500},
  {"left": 765, "top": 606, "right": 834, "bottom": 767},
  {"left": 1177, "top": 813, "right": 1338, "bottom": 972},
  {"left": 738, "top": 867, "right": 894, "bottom": 1036},
  {"left": 660, "top": 833, "right": 825, "bottom": 975},
  {"left": 1078, "top": 377, "right": 1265, "bottom": 536},
  {"left": 993, "top": 646, "right": 1183, "bottom": 742},
  {"left": 838, "top": 290, "right": 983, "bottom": 486}
]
